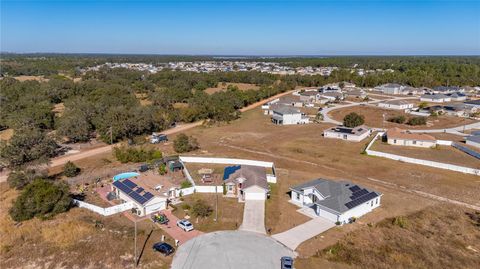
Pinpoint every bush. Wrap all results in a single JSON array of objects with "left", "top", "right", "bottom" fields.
[
  {"left": 9, "top": 179, "right": 72, "bottom": 222},
  {"left": 180, "top": 180, "right": 192, "bottom": 189},
  {"left": 191, "top": 199, "right": 212, "bottom": 218},
  {"left": 387, "top": 115, "right": 406, "bottom": 124},
  {"left": 63, "top": 161, "right": 80, "bottom": 177},
  {"left": 158, "top": 163, "right": 167, "bottom": 175},
  {"left": 343, "top": 112, "right": 365, "bottom": 128},
  {"left": 407, "top": 117, "right": 427, "bottom": 126},
  {"left": 7, "top": 169, "right": 45, "bottom": 190},
  {"left": 113, "top": 146, "right": 163, "bottom": 163},
  {"left": 173, "top": 134, "right": 199, "bottom": 153},
  {"left": 181, "top": 203, "right": 191, "bottom": 210},
  {"left": 392, "top": 216, "right": 408, "bottom": 228}
]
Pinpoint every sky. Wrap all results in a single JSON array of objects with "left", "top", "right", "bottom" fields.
[{"left": 1, "top": 0, "right": 479, "bottom": 55}]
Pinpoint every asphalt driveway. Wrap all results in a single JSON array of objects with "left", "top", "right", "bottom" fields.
[
  {"left": 272, "top": 217, "right": 335, "bottom": 250},
  {"left": 171, "top": 231, "right": 293, "bottom": 269},
  {"left": 239, "top": 200, "right": 266, "bottom": 234}
]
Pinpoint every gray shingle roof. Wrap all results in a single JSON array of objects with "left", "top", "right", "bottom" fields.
[
  {"left": 273, "top": 106, "right": 301, "bottom": 115},
  {"left": 467, "top": 135, "right": 480, "bottom": 144},
  {"left": 291, "top": 179, "right": 381, "bottom": 214}
]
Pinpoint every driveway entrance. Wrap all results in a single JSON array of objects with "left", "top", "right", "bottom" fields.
[
  {"left": 239, "top": 200, "right": 266, "bottom": 234},
  {"left": 272, "top": 217, "right": 335, "bottom": 250}
]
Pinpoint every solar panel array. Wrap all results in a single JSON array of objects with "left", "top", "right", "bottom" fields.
[
  {"left": 345, "top": 192, "right": 378, "bottom": 209},
  {"left": 112, "top": 179, "right": 155, "bottom": 205},
  {"left": 348, "top": 185, "right": 361, "bottom": 192},
  {"left": 223, "top": 165, "right": 241, "bottom": 180},
  {"left": 350, "top": 188, "right": 369, "bottom": 200}
]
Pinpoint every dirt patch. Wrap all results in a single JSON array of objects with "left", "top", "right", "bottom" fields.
[
  {"left": 12, "top": 75, "right": 48, "bottom": 82},
  {"left": 52, "top": 103, "right": 65, "bottom": 117},
  {"left": 371, "top": 141, "right": 480, "bottom": 168},
  {"left": 205, "top": 82, "right": 260, "bottom": 95},
  {"left": 0, "top": 129, "right": 14, "bottom": 141}
]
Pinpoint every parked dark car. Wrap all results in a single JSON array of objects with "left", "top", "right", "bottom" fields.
[
  {"left": 152, "top": 242, "right": 174, "bottom": 256},
  {"left": 281, "top": 256, "right": 293, "bottom": 269}
]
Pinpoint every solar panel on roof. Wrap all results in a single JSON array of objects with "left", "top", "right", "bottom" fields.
[
  {"left": 123, "top": 179, "right": 137, "bottom": 189},
  {"left": 113, "top": 181, "right": 133, "bottom": 194},
  {"left": 223, "top": 165, "right": 241, "bottom": 180},
  {"left": 345, "top": 192, "right": 378, "bottom": 209},
  {"left": 349, "top": 185, "right": 361, "bottom": 192},
  {"left": 143, "top": 192, "right": 154, "bottom": 201},
  {"left": 135, "top": 187, "right": 144, "bottom": 193},
  {"left": 130, "top": 191, "right": 147, "bottom": 205},
  {"left": 350, "top": 189, "right": 369, "bottom": 199}
]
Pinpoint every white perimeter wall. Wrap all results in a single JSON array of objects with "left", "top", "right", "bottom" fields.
[{"left": 74, "top": 199, "right": 134, "bottom": 216}]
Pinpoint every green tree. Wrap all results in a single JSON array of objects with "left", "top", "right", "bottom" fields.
[
  {"left": 343, "top": 112, "right": 365, "bottom": 128},
  {"left": 173, "top": 134, "right": 199, "bottom": 153},
  {"left": 63, "top": 161, "right": 80, "bottom": 177},
  {"left": 191, "top": 199, "right": 212, "bottom": 218},
  {"left": 0, "top": 128, "right": 58, "bottom": 167},
  {"left": 407, "top": 117, "right": 427, "bottom": 126},
  {"left": 418, "top": 102, "right": 429, "bottom": 109},
  {"left": 9, "top": 179, "right": 72, "bottom": 222}
]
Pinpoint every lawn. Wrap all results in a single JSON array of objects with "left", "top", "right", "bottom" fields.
[
  {"left": 171, "top": 193, "right": 244, "bottom": 232},
  {"left": 371, "top": 140, "right": 480, "bottom": 168}
]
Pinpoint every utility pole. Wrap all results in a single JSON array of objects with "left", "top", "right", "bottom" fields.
[
  {"left": 134, "top": 219, "right": 137, "bottom": 268},
  {"left": 214, "top": 185, "right": 218, "bottom": 222}
]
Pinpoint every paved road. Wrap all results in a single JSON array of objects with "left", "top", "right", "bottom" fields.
[
  {"left": 409, "top": 121, "right": 480, "bottom": 135},
  {"left": 239, "top": 200, "right": 266, "bottom": 234},
  {"left": 171, "top": 231, "right": 294, "bottom": 269},
  {"left": 272, "top": 217, "right": 335, "bottom": 250}
]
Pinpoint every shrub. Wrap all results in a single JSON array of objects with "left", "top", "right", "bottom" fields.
[
  {"left": 392, "top": 216, "right": 408, "bottom": 228},
  {"left": 191, "top": 199, "right": 212, "bottom": 218},
  {"left": 63, "top": 161, "right": 80, "bottom": 177},
  {"left": 180, "top": 180, "right": 192, "bottom": 189},
  {"left": 113, "top": 146, "right": 163, "bottom": 163},
  {"left": 7, "top": 169, "right": 45, "bottom": 190},
  {"left": 173, "top": 134, "right": 199, "bottom": 153},
  {"left": 407, "top": 117, "right": 427, "bottom": 126},
  {"left": 181, "top": 203, "right": 191, "bottom": 210},
  {"left": 222, "top": 183, "right": 227, "bottom": 195},
  {"left": 387, "top": 115, "right": 406, "bottom": 124},
  {"left": 343, "top": 112, "right": 365, "bottom": 128},
  {"left": 9, "top": 179, "right": 72, "bottom": 222},
  {"left": 158, "top": 163, "right": 167, "bottom": 175}
]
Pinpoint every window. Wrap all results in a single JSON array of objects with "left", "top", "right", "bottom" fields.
[
  {"left": 393, "top": 139, "right": 397, "bottom": 144},
  {"left": 371, "top": 201, "right": 374, "bottom": 207},
  {"left": 413, "top": 140, "right": 417, "bottom": 145},
  {"left": 295, "top": 192, "right": 300, "bottom": 200},
  {"left": 376, "top": 198, "right": 379, "bottom": 205}
]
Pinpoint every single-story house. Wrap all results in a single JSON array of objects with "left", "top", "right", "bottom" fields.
[
  {"left": 420, "top": 94, "right": 451, "bottom": 103},
  {"left": 112, "top": 178, "right": 167, "bottom": 216},
  {"left": 385, "top": 127, "right": 437, "bottom": 148},
  {"left": 298, "top": 91, "right": 321, "bottom": 103},
  {"left": 464, "top": 99, "right": 480, "bottom": 109},
  {"left": 319, "top": 91, "right": 344, "bottom": 101},
  {"left": 323, "top": 125, "right": 372, "bottom": 142},
  {"left": 432, "top": 86, "right": 464, "bottom": 94},
  {"left": 318, "top": 86, "right": 342, "bottom": 93},
  {"left": 271, "top": 106, "right": 309, "bottom": 125},
  {"left": 290, "top": 179, "right": 382, "bottom": 224},
  {"left": 448, "top": 92, "right": 467, "bottom": 101},
  {"left": 378, "top": 100, "right": 414, "bottom": 110},
  {"left": 223, "top": 165, "right": 269, "bottom": 201},
  {"left": 466, "top": 135, "right": 480, "bottom": 149},
  {"left": 345, "top": 88, "right": 368, "bottom": 99},
  {"left": 376, "top": 83, "right": 406, "bottom": 95}
]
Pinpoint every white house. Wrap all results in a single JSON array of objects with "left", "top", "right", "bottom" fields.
[
  {"left": 420, "top": 94, "right": 451, "bottom": 103},
  {"left": 290, "top": 179, "right": 382, "bottom": 224},
  {"left": 385, "top": 127, "right": 437, "bottom": 148},
  {"left": 466, "top": 134, "right": 480, "bottom": 149},
  {"left": 319, "top": 91, "right": 344, "bottom": 101},
  {"left": 223, "top": 165, "right": 270, "bottom": 201},
  {"left": 271, "top": 106, "right": 309, "bottom": 125},
  {"left": 376, "top": 83, "right": 406, "bottom": 95},
  {"left": 448, "top": 92, "right": 467, "bottom": 101},
  {"left": 432, "top": 86, "right": 464, "bottom": 94},
  {"left": 378, "top": 100, "right": 415, "bottom": 110},
  {"left": 112, "top": 178, "right": 167, "bottom": 216},
  {"left": 323, "top": 125, "right": 371, "bottom": 142}
]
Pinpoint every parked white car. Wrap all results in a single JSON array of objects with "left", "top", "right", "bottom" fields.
[{"left": 176, "top": 219, "right": 194, "bottom": 232}]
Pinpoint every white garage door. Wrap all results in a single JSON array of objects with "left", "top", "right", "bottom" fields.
[
  {"left": 318, "top": 208, "right": 339, "bottom": 222},
  {"left": 245, "top": 192, "right": 266, "bottom": 200}
]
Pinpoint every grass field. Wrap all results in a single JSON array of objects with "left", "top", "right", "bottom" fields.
[
  {"left": 329, "top": 105, "right": 476, "bottom": 129},
  {"left": 204, "top": 82, "right": 260, "bottom": 95},
  {"left": 371, "top": 141, "right": 480, "bottom": 168}
]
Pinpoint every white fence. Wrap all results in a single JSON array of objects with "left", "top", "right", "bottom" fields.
[
  {"left": 437, "top": 140, "right": 453, "bottom": 146},
  {"left": 179, "top": 156, "right": 275, "bottom": 169},
  {"left": 195, "top": 185, "right": 223, "bottom": 193},
  {"left": 74, "top": 199, "right": 134, "bottom": 216},
  {"left": 176, "top": 186, "right": 195, "bottom": 197},
  {"left": 366, "top": 133, "right": 480, "bottom": 176}
]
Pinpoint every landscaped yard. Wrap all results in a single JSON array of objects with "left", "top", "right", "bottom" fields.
[{"left": 370, "top": 140, "right": 480, "bottom": 168}]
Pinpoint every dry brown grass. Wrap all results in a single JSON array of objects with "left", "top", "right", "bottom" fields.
[
  {"left": 12, "top": 75, "right": 48, "bottom": 82},
  {"left": 329, "top": 105, "right": 476, "bottom": 129},
  {"left": 172, "top": 193, "right": 244, "bottom": 232},
  {"left": 296, "top": 204, "right": 480, "bottom": 269},
  {"left": 204, "top": 82, "right": 260, "bottom": 95},
  {"left": 371, "top": 141, "right": 480, "bottom": 168}
]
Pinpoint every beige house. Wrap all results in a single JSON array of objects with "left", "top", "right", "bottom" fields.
[
  {"left": 385, "top": 128, "right": 437, "bottom": 148},
  {"left": 223, "top": 165, "right": 269, "bottom": 201}
]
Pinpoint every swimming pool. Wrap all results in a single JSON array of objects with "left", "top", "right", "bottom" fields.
[{"left": 113, "top": 172, "right": 140, "bottom": 181}]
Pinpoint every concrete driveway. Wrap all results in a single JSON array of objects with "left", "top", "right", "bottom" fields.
[
  {"left": 171, "top": 231, "right": 294, "bottom": 269},
  {"left": 239, "top": 200, "right": 266, "bottom": 234},
  {"left": 272, "top": 217, "right": 335, "bottom": 250}
]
